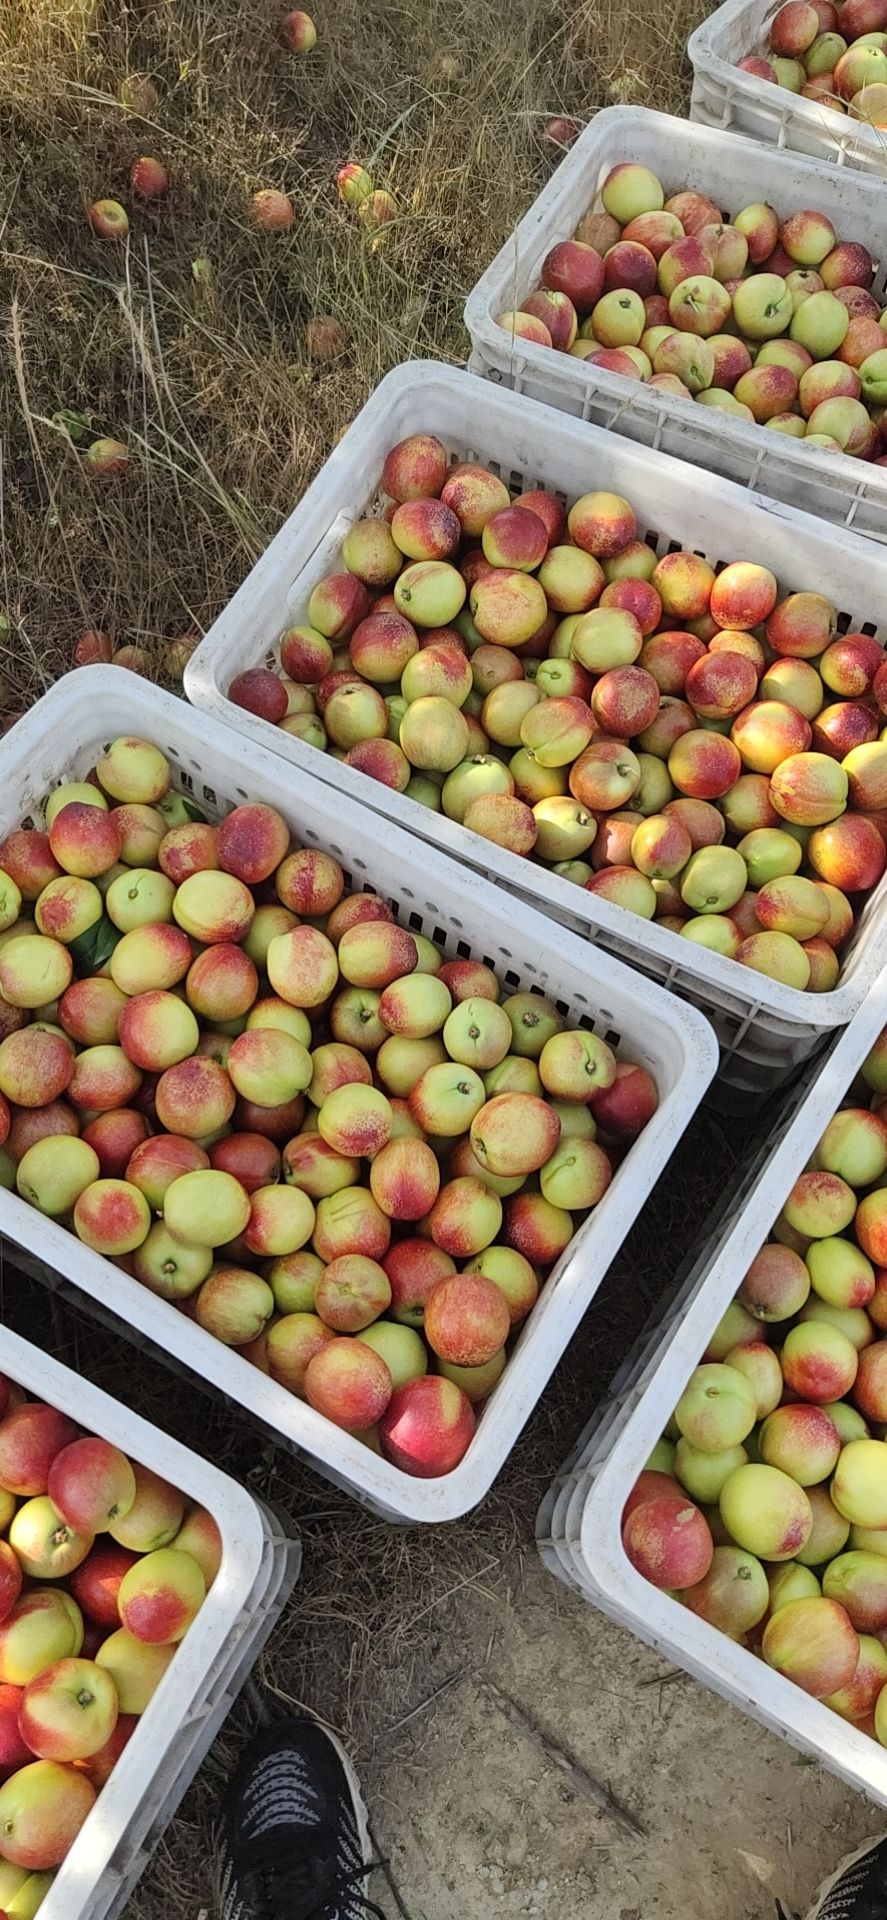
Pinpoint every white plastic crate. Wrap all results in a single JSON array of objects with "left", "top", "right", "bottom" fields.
[
  {"left": 186, "top": 360, "right": 887, "bottom": 1102},
  {"left": 535, "top": 972, "right": 887, "bottom": 1804},
  {"left": 0, "top": 668, "right": 716, "bottom": 1524},
  {"left": 690, "top": 0, "right": 887, "bottom": 171},
  {"left": 0, "top": 1315, "right": 300, "bottom": 1920},
  {"left": 464, "top": 106, "right": 887, "bottom": 541}
]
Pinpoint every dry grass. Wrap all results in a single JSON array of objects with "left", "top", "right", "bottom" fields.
[
  {"left": 0, "top": 0, "right": 715, "bottom": 1910},
  {"left": 1, "top": 0, "right": 704, "bottom": 713}
]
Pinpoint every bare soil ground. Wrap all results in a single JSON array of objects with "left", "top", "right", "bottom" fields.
[{"left": 3, "top": 2, "right": 879, "bottom": 1916}]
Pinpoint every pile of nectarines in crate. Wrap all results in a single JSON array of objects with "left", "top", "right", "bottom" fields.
[
  {"left": 225, "top": 426, "right": 887, "bottom": 1000},
  {"left": 627, "top": 1028, "right": 887, "bottom": 1744},
  {"left": 737, "top": 0, "right": 887, "bottom": 131},
  {"left": 0, "top": 1375, "right": 219, "bottom": 1904},
  {"left": 501, "top": 153, "right": 887, "bottom": 459},
  {"left": 0, "top": 730, "right": 663, "bottom": 1482}
]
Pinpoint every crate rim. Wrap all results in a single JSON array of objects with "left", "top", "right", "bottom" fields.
[
  {"left": 185, "top": 358, "right": 887, "bottom": 1050},
  {"left": 688, "top": 0, "right": 887, "bottom": 167},
  {"left": 0, "top": 668, "right": 718, "bottom": 1523},
  {"left": 0, "top": 1316, "right": 285, "bottom": 1920},
  {"left": 462, "top": 105, "right": 887, "bottom": 522},
  {"left": 554, "top": 971, "right": 887, "bottom": 1804}
]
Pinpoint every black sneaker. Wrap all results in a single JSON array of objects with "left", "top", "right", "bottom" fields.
[
  {"left": 215, "top": 1716, "right": 384, "bottom": 1920},
  {"left": 800, "top": 1836, "right": 887, "bottom": 1918}
]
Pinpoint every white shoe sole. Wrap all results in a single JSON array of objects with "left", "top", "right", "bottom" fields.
[
  {"left": 806, "top": 1833, "right": 887, "bottom": 1919},
  {"left": 322, "top": 1722, "right": 373, "bottom": 1868}
]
